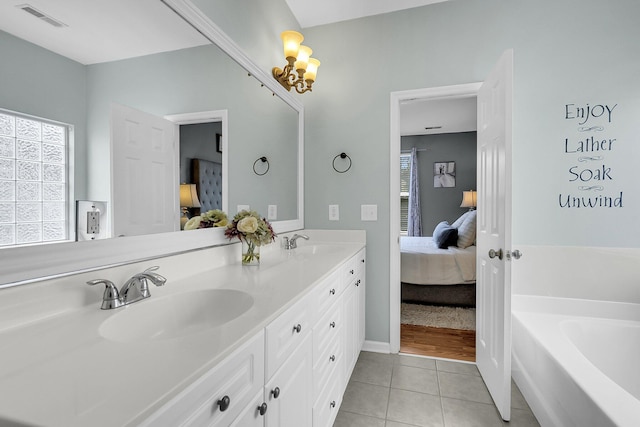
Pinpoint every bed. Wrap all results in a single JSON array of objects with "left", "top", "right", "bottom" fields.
[
  {"left": 400, "top": 211, "right": 477, "bottom": 307},
  {"left": 191, "top": 158, "right": 222, "bottom": 213}
]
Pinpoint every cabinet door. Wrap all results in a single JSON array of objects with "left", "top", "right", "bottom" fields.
[
  {"left": 343, "top": 280, "right": 359, "bottom": 379},
  {"left": 357, "top": 275, "right": 366, "bottom": 349},
  {"left": 229, "top": 391, "right": 266, "bottom": 427},
  {"left": 265, "top": 334, "right": 313, "bottom": 427}
]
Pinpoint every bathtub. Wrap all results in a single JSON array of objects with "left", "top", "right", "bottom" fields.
[{"left": 512, "top": 295, "right": 640, "bottom": 427}]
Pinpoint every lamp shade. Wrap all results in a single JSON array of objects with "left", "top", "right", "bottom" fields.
[
  {"left": 294, "top": 45, "right": 312, "bottom": 71},
  {"left": 460, "top": 190, "right": 477, "bottom": 209},
  {"left": 304, "top": 58, "right": 320, "bottom": 81},
  {"left": 281, "top": 30, "right": 304, "bottom": 59},
  {"left": 180, "top": 184, "right": 201, "bottom": 208}
]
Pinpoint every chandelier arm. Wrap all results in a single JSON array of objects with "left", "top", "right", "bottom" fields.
[{"left": 294, "top": 81, "right": 312, "bottom": 94}]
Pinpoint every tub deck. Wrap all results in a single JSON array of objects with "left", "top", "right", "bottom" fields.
[{"left": 512, "top": 295, "right": 640, "bottom": 427}]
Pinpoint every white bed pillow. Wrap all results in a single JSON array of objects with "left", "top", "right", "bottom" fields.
[
  {"left": 457, "top": 210, "right": 477, "bottom": 248},
  {"left": 451, "top": 211, "right": 470, "bottom": 229}
]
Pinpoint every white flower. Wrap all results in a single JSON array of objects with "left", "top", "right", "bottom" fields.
[
  {"left": 184, "top": 216, "right": 202, "bottom": 230},
  {"left": 237, "top": 216, "right": 258, "bottom": 234}
]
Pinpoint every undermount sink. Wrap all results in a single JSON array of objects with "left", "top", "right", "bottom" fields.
[{"left": 99, "top": 289, "right": 253, "bottom": 343}]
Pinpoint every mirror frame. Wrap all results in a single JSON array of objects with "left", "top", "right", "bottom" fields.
[{"left": 0, "top": 0, "right": 304, "bottom": 288}]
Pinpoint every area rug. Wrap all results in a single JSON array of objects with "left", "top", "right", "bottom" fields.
[{"left": 401, "top": 303, "right": 476, "bottom": 330}]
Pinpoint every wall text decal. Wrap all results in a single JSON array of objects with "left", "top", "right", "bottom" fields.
[{"left": 559, "top": 102, "right": 623, "bottom": 209}]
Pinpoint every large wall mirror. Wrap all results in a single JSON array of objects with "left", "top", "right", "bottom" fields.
[{"left": 0, "top": 0, "right": 304, "bottom": 286}]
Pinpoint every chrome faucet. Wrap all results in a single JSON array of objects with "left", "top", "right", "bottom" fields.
[
  {"left": 87, "top": 266, "right": 166, "bottom": 310},
  {"left": 283, "top": 233, "right": 309, "bottom": 250}
]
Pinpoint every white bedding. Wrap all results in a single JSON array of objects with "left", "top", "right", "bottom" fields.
[{"left": 401, "top": 236, "right": 476, "bottom": 285}]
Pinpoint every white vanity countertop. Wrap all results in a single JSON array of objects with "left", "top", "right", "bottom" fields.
[{"left": 0, "top": 239, "right": 365, "bottom": 427}]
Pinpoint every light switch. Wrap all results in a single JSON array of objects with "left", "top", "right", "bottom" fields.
[
  {"left": 268, "top": 205, "right": 277, "bottom": 220},
  {"left": 329, "top": 204, "right": 339, "bottom": 221},
  {"left": 237, "top": 204, "right": 250, "bottom": 213},
  {"left": 361, "top": 204, "right": 378, "bottom": 221}
]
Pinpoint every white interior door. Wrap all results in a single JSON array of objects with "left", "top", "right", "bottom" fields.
[
  {"left": 111, "top": 104, "right": 179, "bottom": 237},
  {"left": 476, "top": 49, "right": 513, "bottom": 421}
]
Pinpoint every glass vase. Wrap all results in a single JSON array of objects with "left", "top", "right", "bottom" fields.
[{"left": 241, "top": 239, "right": 260, "bottom": 266}]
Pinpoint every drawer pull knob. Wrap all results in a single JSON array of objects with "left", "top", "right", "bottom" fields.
[
  {"left": 330, "top": 321, "right": 336, "bottom": 328},
  {"left": 293, "top": 324, "right": 302, "bottom": 333},
  {"left": 217, "top": 395, "right": 231, "bottom": 412},
  {"left": 271, "top": 387, "right": 281, "bottom": 399},
  {"left": 330, "top": 400, "right": 336, "bottom": 408},
  {"left": 350, "top": 269, "right": 354, "bottom": 275},
  {"left": 330, "top": 354, "right": 336, "bottom": 362},
  {"left": 258, "top": 402, "right": 268, "bottom": 416},
  {"left": 330, "top": 288, "right": 335, "bottom": 295},
  {"left": 361, "top": 259, "right": 365, "bottom": 263},
  {"left": 356, "top": 279, "right": 361, "bottom": 287}
]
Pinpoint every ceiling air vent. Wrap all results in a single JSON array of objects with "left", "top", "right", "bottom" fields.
[{"left": 18, "top": 4, "right": 67, "bottom": 28}]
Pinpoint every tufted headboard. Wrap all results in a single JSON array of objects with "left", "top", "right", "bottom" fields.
[{"left": 191, "top": 158, "right": 222, "bottom": 213}]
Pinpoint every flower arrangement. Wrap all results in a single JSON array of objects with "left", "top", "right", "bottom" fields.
[
  {"left": 225, "top": 210, "right": 276, "bottom": 265},
  {"left": 184, "top": 209, "right": 228, "bottom": 230}
]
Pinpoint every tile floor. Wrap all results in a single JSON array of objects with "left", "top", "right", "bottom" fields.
[{"left": 333, "top": 352, "right": 540, "bottom": 427}]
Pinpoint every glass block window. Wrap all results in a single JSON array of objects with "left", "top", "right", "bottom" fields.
[{"left": 0, "top": 110, "right": 70, "bottom": 246}]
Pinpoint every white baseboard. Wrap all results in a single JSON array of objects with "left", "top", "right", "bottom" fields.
[{"left": 362, "top": 340, "right": 391, "bottom": 354}]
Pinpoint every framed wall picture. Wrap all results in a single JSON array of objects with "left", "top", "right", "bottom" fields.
[
  {"left": 433, "top": 161, "right": 456, "bottom": 187},
  {"left": 216, "top": 133, "right": 222, "bottom": 153}
]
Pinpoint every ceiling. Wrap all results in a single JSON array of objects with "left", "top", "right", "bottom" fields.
[
  {"left": 285, "top": 0, "right": 448, "bottom": 28},
  {"left": 0, "top": 0, "right": 471, "bottom": 135},
  {"left": 0, "top": 0, "right": 208, "bottom": 65},
  {"left": 400, "top": 97, "right": 477, "bottom": 136}
]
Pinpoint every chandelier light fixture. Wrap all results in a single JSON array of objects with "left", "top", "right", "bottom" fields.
[{"left": 272, "top": 30, "right": 320, "bottom": 94}]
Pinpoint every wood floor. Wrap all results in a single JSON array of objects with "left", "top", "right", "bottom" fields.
[{"left": 400, "top": 324, "right": 476, "bottom": 362}]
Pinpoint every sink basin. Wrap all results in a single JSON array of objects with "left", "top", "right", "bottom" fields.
[{"left": 99, "top": 289, "right": 253, "bottom": 343}]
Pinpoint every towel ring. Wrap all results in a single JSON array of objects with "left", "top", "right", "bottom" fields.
[
  {"left": 253, "top": 156, "right": 270, "bottom": 176},
  {"left": 332, "top": 152, "right": 352, "bottom": 173}
]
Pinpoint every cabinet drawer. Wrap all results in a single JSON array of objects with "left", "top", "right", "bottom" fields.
[
  {"left": 265, "top": 291, "right": 312, "bottom": 380},
  {"left": 312, "top": 300, "right": 343, "bottom": 365},
  {"left": 313, "top": 335, "right": 343, "bottom": 399},
  {"left": 141, "top": 331, "right": 264, "bottom": 427},
  {"left": 310, "top": 269, "right": 342, "bottom": 326},
  {"left": 342, "top": 256, "right": 358, "bottom": 288},
  {"left": 313, "top": 375, "right": 343, "bottom": 427}
]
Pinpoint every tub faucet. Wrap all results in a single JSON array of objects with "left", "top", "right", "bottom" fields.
[
  {"left": 88, "top": 266, "right": 166, "bottom": 309},
  {"left": 283, "top": 233, "right": 309, "bottom": 250}
]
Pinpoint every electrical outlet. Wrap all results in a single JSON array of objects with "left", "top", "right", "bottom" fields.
[
  {"left": 87, "top": 211, "right": 100, "bottom": 234},
  {"left": 237, "top": 204, "right": 250, "bottom": 213}
]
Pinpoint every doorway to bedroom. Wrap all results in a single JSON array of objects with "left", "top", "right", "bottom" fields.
[{"left": 397, "top": 91, "right": 478, "bottom": 362}]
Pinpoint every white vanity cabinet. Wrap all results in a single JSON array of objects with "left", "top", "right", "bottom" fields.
[{"left": 140, "top": 245, "right": 366, "bottom": 427}]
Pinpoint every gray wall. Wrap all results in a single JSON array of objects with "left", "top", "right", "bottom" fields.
[
  {"left": 85, "top": 44, "right": 299, "bottom": 220},
  {"left": 0, "top": 30, "right": 87, "bottom": 199},
  {"left": 402, "top": 132, "right": 477, "bottom": 235}
]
